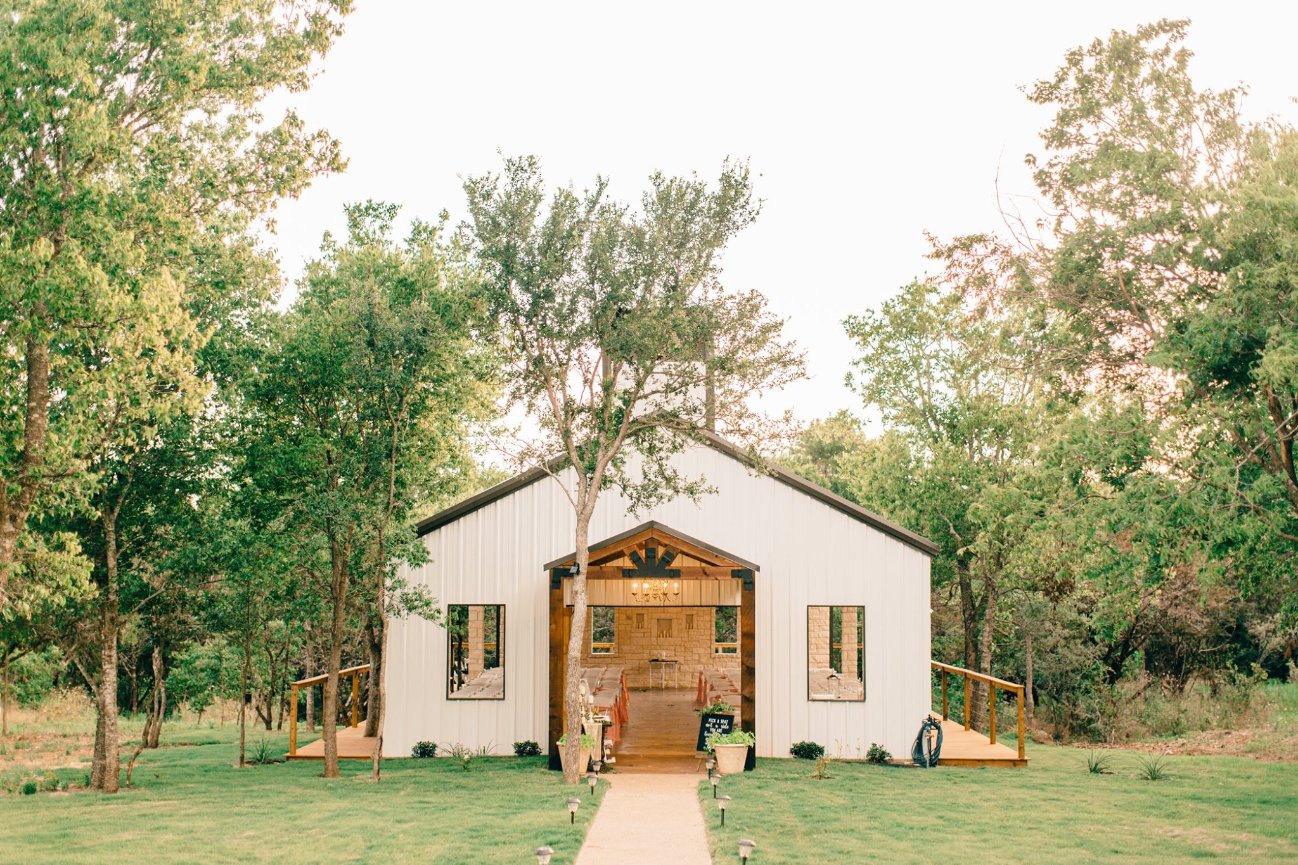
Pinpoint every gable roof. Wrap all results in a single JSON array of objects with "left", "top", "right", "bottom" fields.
[
  {"left": 543, "top": 520, "right": 761, "bottom": 573},
  {"left": 414, "top": 431, "right": 940, "bottom": 557}
]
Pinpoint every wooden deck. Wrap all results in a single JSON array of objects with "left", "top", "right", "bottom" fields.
[
  {"left": 933, "top": 715, "right": 1027, "bottom": 767},
  {"left": 287, "top": 722, "right": 378, "bottom": 760}
]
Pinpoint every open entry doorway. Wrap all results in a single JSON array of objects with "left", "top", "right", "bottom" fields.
[{"left": 546, "top": 522, "right": 757, "bottom": 772}]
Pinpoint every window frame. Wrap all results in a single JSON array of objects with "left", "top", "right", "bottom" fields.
[
  {"left": 806, "top": 605, "right": 865, "bottom": 703},
  {"left": 713, "top": 605, "right": 739, "bottom": 655},
  {"left": 445, "top": 603, "right": 507, "bottom": 701},
  {"left": 590, "top": 605, "right": 617, "bottom": 656}
]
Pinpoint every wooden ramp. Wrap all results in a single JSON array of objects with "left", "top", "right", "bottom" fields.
[
  {"left": 288, "top": 723, "right": 377, "bottom": 761},
  {"left": 934, "top": 716, "right": 1027, "bottom": 767}
]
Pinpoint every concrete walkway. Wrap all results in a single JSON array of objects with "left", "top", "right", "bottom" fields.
[{"left": 576, "top": 773, "right": 712, "bottom": 865}]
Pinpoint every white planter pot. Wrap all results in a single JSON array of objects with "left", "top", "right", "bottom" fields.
[{"left": 713, "top": 743, "right": 749, "bottom": 775}]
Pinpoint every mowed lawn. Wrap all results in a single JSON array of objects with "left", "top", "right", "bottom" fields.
[
  {"left": 699, "top": 743, "right": 1298, "bottom": 864},
  {"left": 0, "top": 724, "right": 603, "bottom": 865}
]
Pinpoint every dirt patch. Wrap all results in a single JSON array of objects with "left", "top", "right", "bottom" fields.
[{"left": 1073, "top": 727, "right": 1298, "bottom": 762}]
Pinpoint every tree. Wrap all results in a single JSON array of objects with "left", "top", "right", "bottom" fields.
[
  {"left": 247, "top": 202, "right": 484, "bottom": 779},
  {"left": 0, "top": 0, "right": 349, "bottom": 612},
  {"left": 464, "top": 156, "right": 803, "bottom": 781}
]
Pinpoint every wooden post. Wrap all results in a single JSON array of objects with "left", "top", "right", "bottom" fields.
[
  {"left": 547, "top": 572, "right": 569, "bottom": 771},
  {"left": 940, "top": 669, "right": 948, "bottom": 720},
  {"left": 988, "top": 684, "right": 997, "bottom": 745},
  {"left": 739, "top": 569, "right": 756, "bottom": 771},
  {"left": 289, "top": 684, "right": 298, "bottom": 756},
  {"left": 350, "top": 670, "right": 359, "bottom": 728},
  {"left": 963, "top": 675, "right": 971, "bottom": 731},
  {"left": 1016, "top": 686, "right": 1025, "bottom": 761}
]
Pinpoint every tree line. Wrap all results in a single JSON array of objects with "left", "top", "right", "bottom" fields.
[{"left": 784, "top": 19, "right": 1297, "bottom": 740}]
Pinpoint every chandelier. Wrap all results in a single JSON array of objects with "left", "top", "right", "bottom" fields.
[{"left": 630, "top": 579, "right": 680, "bottom": 604}]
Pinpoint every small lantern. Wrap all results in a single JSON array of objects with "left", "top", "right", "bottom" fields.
[
  {"left": 738, "top": 839, "right": 756, "bottom": 862},
  {"left": 534, "top": 846, "right": 554, "bottom": 865},
  {"left": 717, "top": 794, "right": 732, "bottom": 826},
  {"left": 593, "top": 758, "right": 603, "bottom": 776},
  {"left": 567, "top": 796, "right": 581, "bottom": 824},
  {"left": 587, "top": 772, "right": 597, "bottom": 795},
  {"left": 710, "top": 773, "right": 719, "bottom": 797},
  {"left": 705, "top": 757, "right": 715, "bottom": 778}
]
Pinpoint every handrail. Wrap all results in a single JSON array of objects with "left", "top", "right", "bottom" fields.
[
  {"left": 290, "top": 663, "right": 371, "bottom": 689},
  {"left": 931, "top": 660, "right": 1026, "bottom": 762},
  {"left": 289, "top": 664, "right": 371, "bottom": 757}
]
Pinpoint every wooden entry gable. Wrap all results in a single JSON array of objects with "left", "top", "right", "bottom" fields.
[{"left": 546, "top": 522, "right": 758, "bottom": 771}]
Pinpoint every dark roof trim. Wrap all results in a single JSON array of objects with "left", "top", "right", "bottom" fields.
[
  {"left": 414, "top": 432, "right": 940, "bottom": 557},
  {"left": 542, "top": 520, "right": 761, "bottom": 573}
]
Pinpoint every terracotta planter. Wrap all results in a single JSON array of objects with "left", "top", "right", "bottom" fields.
[
  {"left": 558, "top": 742, "right": 592, "bottom": 775},
  {"left": 712, "top": 743, "right": 749, "bottom": 775}
]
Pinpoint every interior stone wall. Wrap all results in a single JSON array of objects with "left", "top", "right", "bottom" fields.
[{"left": 579, "top": 605, "right": 740, "bottom": 689}]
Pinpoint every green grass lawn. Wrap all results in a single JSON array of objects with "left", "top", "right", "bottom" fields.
[
  {"left": 0, "top": 723, "right": 604, "bottom": 865},
  {"left": 698, "top": 744, "right": 1298, "bottom": 864}
]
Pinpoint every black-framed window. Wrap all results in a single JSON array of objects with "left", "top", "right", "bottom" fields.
[
  {"left": 807, "top": 605, "right": 864, "bottom": 701},
  {"left": 447, "top": 604, "right": 505, "bottom": 700},
  {"left": 714, "top": 606, "right": 738, "bottom": 655},
  {"left": 591, "top": 606, "right": 616, "bottom": 655}
]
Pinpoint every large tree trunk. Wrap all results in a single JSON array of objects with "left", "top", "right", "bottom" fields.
[
  {"left": 1024, "top": 622, "right": 1035, "bottom": 727},
  {"left": 0, "top": 334, "right": 51, "bottom": 603},
  {"left": 1, "top": 651, "right": 10, "bottom": 738},
  {"left": 146, "top": 645, "right": 165, "bottom": 749},
  {"left": 975, "top": 572, "right": 999, "bottom": 732},
  {"left": 321, "top": 541, "right": 349, "bottom": 780},
  {"left": 89, "top": 512, "right": 121, "bottom": 793},
  {"left": 364, "top": 619, "right": 382, "bottom": 738},
  {"left": 561, "top": 512, "right": 591, "bottom": 784}
]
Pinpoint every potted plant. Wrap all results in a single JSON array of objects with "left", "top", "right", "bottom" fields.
[
  {"left": 557, "top": 732, "right": 595, "bottom": 775},
  {"left": 707, "top": 729, "right": 755, "bottom": 775}
]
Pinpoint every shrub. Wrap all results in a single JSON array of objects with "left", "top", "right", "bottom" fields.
[
  {"left": 1138, "top": 755, "right": 1169, "bottom": 781},
  {"left": 249, "top": 738, "right": 281, "bottom": 765},
  {"left": 696, "top": 701, "right": 735, "bottom": 717},
  {"left": 811, "top": 755, "right": 834, "bottom": 780},
  {"left": 445, "top": 743, "right": 491, "bottom": 770},
  {"left": 790, "top": 741, "right": 825, "bottom": 760},
  {"left": 865, "top": 743, "right": 891, "bottom": 764},
  {"left": 20, "top": 781, "right": 37, "bottom": 796},
  {"left": 556, "top": 733, "right": 596, "bottom": 748},
  {"left": 513, "top": 740, "right": 541, "bottom": 757},
  {"left": 705, "top": 729, "right": 755, "bottom": 753},
  {"left": 411, "top": 741, "right": 438, "bottom": 759},
  {"left": 1086, "top": 751, "right": 1112, "bottom": 775}
]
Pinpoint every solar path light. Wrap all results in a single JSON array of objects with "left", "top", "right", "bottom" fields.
[
  {"left": 567, "top": 796, "right": 581, "bottom": 824},
  {"left": 717, "top": 794, "right": 732, "bottom": 826},
  {"left": 587, "top": 772, "right": 597, "bottom": 795},
  {"left": 710, "top": 773, "right": 719, "bottom": 797},
  {"left": 739, "top": 839, "right": 756, "bottom": 862},
  {"left": 534, "top": 846, "right": 554, "bottom": 865}
]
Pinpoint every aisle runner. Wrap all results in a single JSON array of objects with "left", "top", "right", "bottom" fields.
[{"left": 575, "top": 773, "right": 711, "bottom": 865}]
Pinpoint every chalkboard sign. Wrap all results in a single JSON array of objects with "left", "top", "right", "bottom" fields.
[{"left": 696, "top": 713, "right": 736, "bottom": 753}]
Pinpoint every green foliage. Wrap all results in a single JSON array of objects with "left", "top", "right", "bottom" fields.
[
  {"left": 866, "top": 743, "right": 892, "bottom": 764},
  {"left": 512, "top": 741, "right": 541, "bottom": 757},
  {"left": 1086, "top": 752, "right": 1112, "bottom": 775},
  {"left": 697, "top": 701, "right": 735, "bottom": 717},
  {"left": 412, "top": 741, "right": 438, "bottom": 759},
  {"left": 706, "top": 730, "right": 755, "bottom": 751},
  {"left": 1137, "top": 755, "right": 1170, "bottom": 782},
  {"left": 248, "top": 738, "right": 281, "bottom": 766},
  {"left": 811, "top": 755, "right": 834, "bottom": 779},
  {"left": 789, "top": 741, "right": 824, "bottom": 760}
]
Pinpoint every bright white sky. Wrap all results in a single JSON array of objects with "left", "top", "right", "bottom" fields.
[{"left": 267, "top": 2, "right": 1298, "bottom": 428}]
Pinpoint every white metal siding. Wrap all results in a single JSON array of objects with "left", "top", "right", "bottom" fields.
[{"left": 386, "top": 443, "right": 932, "bottom": 759}]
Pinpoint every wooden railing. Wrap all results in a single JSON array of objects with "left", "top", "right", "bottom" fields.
[
  {"left": 931, "top": 660, "right": 1026, "bottom": 761},
  {"left": 288, "top": 664, "right": 370, "bottom": 757}
]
